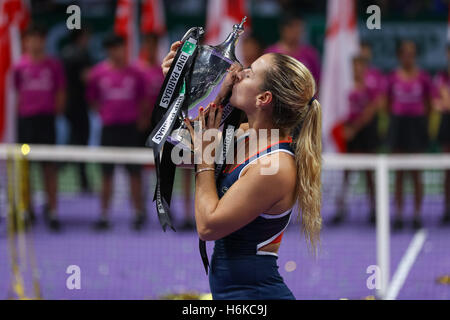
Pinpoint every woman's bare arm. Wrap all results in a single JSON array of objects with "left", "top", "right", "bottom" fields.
[{"left": 194, "top": 154, "right": 296, "bottom": 241}]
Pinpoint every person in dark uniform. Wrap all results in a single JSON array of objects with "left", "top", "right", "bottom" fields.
[
  {"left": 61, "top": 29, "right": 92, "bottom": 193},
  {"left": 162, "top": 42, "right": 322, "bottom": 299}
]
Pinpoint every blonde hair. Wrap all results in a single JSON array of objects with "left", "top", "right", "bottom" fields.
[{"left": 262, "top": 53, "right": 322, "bottom": 254}]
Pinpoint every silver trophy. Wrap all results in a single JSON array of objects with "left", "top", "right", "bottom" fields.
[{"left": 167, "top": 17, "right": 247, "bottom": 151}]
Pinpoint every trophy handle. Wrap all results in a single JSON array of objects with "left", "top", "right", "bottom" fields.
[{"left": 181, "top": 27, "right": 205, "bottom": 43}]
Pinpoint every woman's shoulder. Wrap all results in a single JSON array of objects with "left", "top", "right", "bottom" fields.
[{"left": 246, "top": 147, "right": 296, "bottom": 179}]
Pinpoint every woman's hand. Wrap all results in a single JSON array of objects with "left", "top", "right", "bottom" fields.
[
  {"left": 184, "top": 102, "right": 224, "bottom": 169},
  {"left": 161, "top": 41, "right": 182, "bottom": 77},
  {"left": 214, "top": 63, "right": 243, "bottom": 105}
]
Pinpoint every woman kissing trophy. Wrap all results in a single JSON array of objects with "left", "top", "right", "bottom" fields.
[{"left": 146, "top": 17, "right": 248, "bottom": 233}]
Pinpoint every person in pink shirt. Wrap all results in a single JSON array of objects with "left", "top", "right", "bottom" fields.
[
  {"left": 331, "top": 55, "right": 380, "bottom": 226},
  {"left": 87, "top": 34, "right": 147, "bottom": 231},
  {"left": 265, "top": 15, "right": 320, "bottom": 142},
  {"left": 13, "top": 25, "right": 66, "bottom": 231},
  {"left": 387, "top": 40, "right": 432, "bottom": 231},
  {"left": 432, "top": 45, "right": 450, "bottom": 225},
  {"left": 360, "top": 42, "right": 388, "bottom": 109},
  {"left": 265, "top": 15, "right": 321, "bottom": 87}
]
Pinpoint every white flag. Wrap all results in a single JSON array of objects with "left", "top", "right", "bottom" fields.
[{"left": 320, "top": 0, "right": 359, "bottom": 152}]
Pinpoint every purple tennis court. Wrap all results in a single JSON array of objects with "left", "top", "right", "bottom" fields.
[{"left": 1, "top": 166, "right": 449, "bottom": 300}]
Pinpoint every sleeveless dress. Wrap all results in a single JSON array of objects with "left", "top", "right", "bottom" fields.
[{"left": 208, "top": 132, "right": 296, "bottom": 300}]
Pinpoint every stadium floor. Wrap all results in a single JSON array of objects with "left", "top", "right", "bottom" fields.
[{"left": 1, "top": 189, "right": 449, "bottom": 300}]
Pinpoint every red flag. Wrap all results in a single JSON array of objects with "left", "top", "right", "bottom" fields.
[
  {"left": 140, "top": 0, "right": 168, "bottom": 64},
  {"left": 205, "top": 0, "right": 251, "bottom": 62},
  {"left": 226, "top": 0, "right": 250, "bottom": 25},
  {"left": 0, "top": 0, "right": 29, "bottom": 142},
  {"left": 0, "top": 29, "right": 11, "bottom": 143},
  {"left": 141, "top": 0, "right": 165, "bottom": 35},
  {"left": 320, "top": 0, "right": 359, "bottom": 152},
  {"left": 331, "top": 122, "right": 347, "bottom": 153},
  {"left": 114, "top": 0, "right": 138, "bottom": 62}
]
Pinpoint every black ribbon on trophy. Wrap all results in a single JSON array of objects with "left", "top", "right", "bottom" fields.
[{"left": 146, "top": 18, "right": 248, "bottom": 274}]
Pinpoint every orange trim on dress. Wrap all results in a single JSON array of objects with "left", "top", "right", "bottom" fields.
[{"left": 270, "top": 232, "right": 284, "bottom": 244}]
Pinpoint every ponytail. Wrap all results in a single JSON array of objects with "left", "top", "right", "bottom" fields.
[
  {"left": 295, "top": 99, "right": 322, "bottom": 255},
  {"left": 262, "top": 53, "right": 322, "bottom": 254}
]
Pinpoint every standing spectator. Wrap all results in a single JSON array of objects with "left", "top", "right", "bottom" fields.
[
  {"left": 265, "top": 14, "right": 321, "bottom": 86},
  {"left": 87, "top": 34, "right": 147, "bottom": 231},
  {"left": 134, "top": 33, "right": 164, "bottom": 145},
  {"left": 387, "top": 40, "right": 432, "bottom": 231},
  {"left": 265, "top": 14, "right": 320, "bottom": 141},
  {"left": 13, "top": 25, "right": 66, "bottom": 231},
  {"left": 432, "top": 44, "right": 450, "bottom": 225},
  {"left": 360, "top": 41, "right": 387, "bottom": 110},
  {"left": 330, "top": 55, "right": 380, "bottom": 226},
  {"left": 61, "top": 29, "right": 93, "bottom": 193}
]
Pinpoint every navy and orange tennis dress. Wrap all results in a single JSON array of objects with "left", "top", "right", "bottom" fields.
[{"left": 208, "top": 132, "right": 296, "bottom": 300}]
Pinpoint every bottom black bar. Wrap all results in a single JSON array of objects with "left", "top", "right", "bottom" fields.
[{"left": 0, "top": 300, "right": 447, "bottom": 319}]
